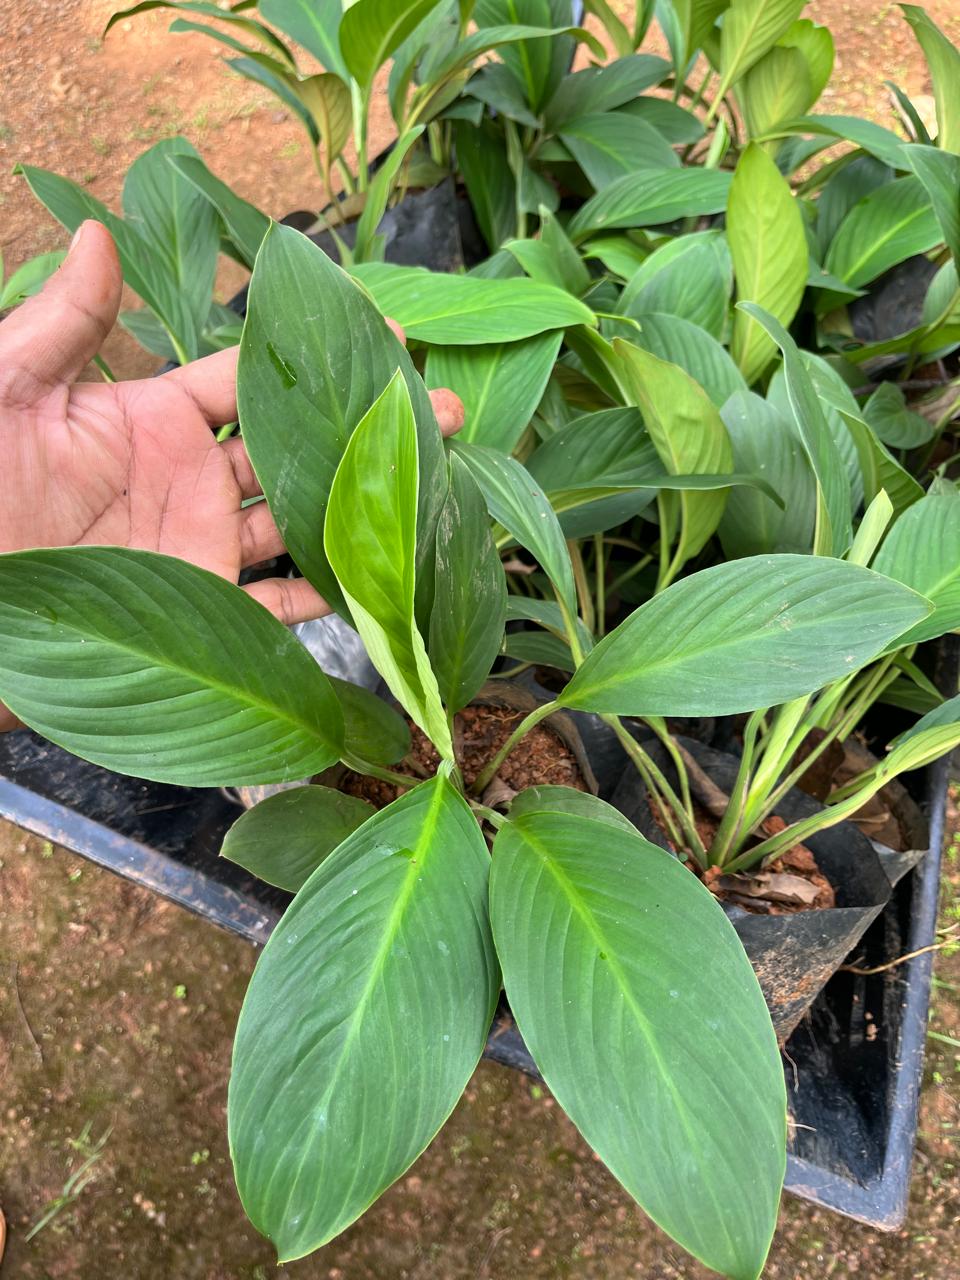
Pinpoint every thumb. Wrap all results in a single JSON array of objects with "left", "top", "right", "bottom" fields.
[{"left": 0, "top": 220, "right": 122, "bottom": 404}]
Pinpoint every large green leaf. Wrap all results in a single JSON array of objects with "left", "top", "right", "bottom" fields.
[
  {"left": 718, "top": 391, "right": 816, "bottom": 557},
  {"left": 618, "top": 230, "right": 732, "bottom": 339},
  {"left": 237, "top": 224, "right": 445, "bottom": 615},
  {"left": 778, "top": 17, "right": 834, "bottom": 100},
  {"left": 106, "top": 0, "right": 295, "bottom": 62},
  {"left": 0, "top": 548, "right": 344, "bottom": 785},
  {"left": 221, "top": 785, "right": 375, "bottom": 892},
  {"left": 490, "top": 799, "right": 784, "bottom": 1280},
  {"left": 454, "top": 120, "right": 517, "bottom": 251},
  {"left": 873, "top": 493, "right": 960, "bottom": 646},
  {"left": 425, "top": 331, "right": 562, "bottom": 452},
  {"left": 824, "top": 176, "right": 941, "bottom": 289},
  {"left": 739, "top": 304, "right": 852, "bottom": 556},
  {"left": 612, "top": 341, "right": 733, "bottom": 572},
  {"left": 737, "top": 45, "right": 812, "bottom": 142},
  {"left": 167, "top": 153, "right": 269, "bottom": 268},
  {"left": 474, "top": 0, "right": 557, "bottom": 111},
  {"left": 557, "top": 554, "right": 930, "bottom": 715},
  {"left": 351, "top": 263, "right": 595, "bottom": 343},
  {"left": 840, "top": 410, "right": 924, "bottom": 521},
  {"left": 815, "top": 154, "right": 894, "bottom": 258},
  {"left": 505, "top": 209, "right": 591, "bottom": 296},
  {"left": 671, "top": 0, "right": 729, "bottom": 63},
  {"left": 727, "top": 144, "right": 808, "bottom": 386},
  {"left": 901, "top": 5, "right": 960, "bottom": 154},
  {"left": 329, "top": 677, "right": 412, "bottom": 767},
  {"left": 559, "top": 113, "right": 679, "bottom": 188},
  {"left": 451, "top": 442, "right": 577, "bottom": 621},
  {"left": 543, "top": 53, "right": 669, "bottom": 128},
  {"left": 716, "top": 0, "right": 806, "bottom": 99},
  {"left": 259, "top": 0, "right": 348, "bottom": 78},
  {"left": 340, "top": 0, "right": 443, "bottom": 87},
  {"left": 325, "top": 373, "right": 451, "bottom": 758},
  {"left": 567, "top": 169, "right": 732, "bottom": 242},
  {"left": 229, "top": 777, "right": 499, "bottom": 1260},
  {"left": 863, "top": 381, "right": 937, "bottom": 449},
  {"left": 620, "top": 96, "right": 705, "bottom": 144},
  {"left": 764, "top": 114, "right": 910, "bottom": 170},
  {"left": 623, "top": 312, "right": 747, "bottom": 407},
  {"left": 907, "top": 144, "right": 960, "bottom": 263},
  {"left": 465, "top": 62, "right": 542, "bottom": 127},
  {"left": 428, "top": 454, "right": 507, "bottom": 712}
]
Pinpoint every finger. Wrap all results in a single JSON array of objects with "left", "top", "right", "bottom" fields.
[
  {"left": 0, "top": 220, "right": 122, "bottom": 405},
  {"left": 222, "top": 435, "right": 262, "bottom": 500},
  {"left": 386, "top": 318, "right": 405, "bottom": 344},
  {"left": 161, "top": 344, "right": 238, "bottom": 427},
  {"left": 243, "top": 576, "right": 331, "bottom": 626},
  {"left": 240, "top": 501, "right": 284, "bottom": 567},
  {"left": 430, "top": 387, "right": 465, "bottom": 437}
]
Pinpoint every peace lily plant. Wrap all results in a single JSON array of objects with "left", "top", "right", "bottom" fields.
[{"left": 0, "top": 223, "right": 957, "bottom": 1279}]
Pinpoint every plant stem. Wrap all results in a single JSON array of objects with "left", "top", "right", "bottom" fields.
[
  {"left": 470, "top": 802, "right": 505, "bottom": 830},
  {"left": 341, "top": 752, "right": 422, "bottom": 790},
  {"left": 641, "top": 716, "right": 696, "bottom": 827},
  {"left": 335, "top": 156, "right": 356, "bottom": 195},
  {"left": 706, "top": 709, "right": 765, "bottom": 866},
  {"left": 607, "top": 552, "right": 654, "bottom": 596},
  {"left": 568, "top": 541, "right": 595, "bottom": 637},
  {"left": 469, "top": 700, "right": 558, "bottom": 796},
  {"left": 593, "top": 533, "right": 607, "bottom": 637},
  {"left": 603, "top": 716, "right": 708, "bottom": 866}
]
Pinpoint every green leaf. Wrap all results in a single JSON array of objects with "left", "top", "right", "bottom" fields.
[
  {"left": 259, "top": 0, "right": 348, "bottom": 78},
  {"left": 351, "top": 263, "right": 595, "bottom": 343},
  {"left": 505, "top": 208, "right": 591, "bottom": 296},
  {"left": 738, "top": 45, "right": 812, "bottom": 141},
  {"left": 221, "top": 786, "right": 375, "bottom": 892},
  {"left": 465, "top": 63, "right": 541, "bottom": 127},
  {"left": 425, "top": 331, "right": 562, "bottom": 452},
  {"left": 298, "top": 71, "right": 354, "bottom": 164},
  {"left": 825, "top": 176, "right": 941, "bottom": 289},
  {"left": 490, "top": 801, "right": 785, "bottom": 1279},
  {"left": 839, "top": 411, "right": 923, "bottom": 521},
  {"left": 906, "top": 144, "right": 960, "bottom": 264},
  {"left": 226, "top": 55, "right": 321, "bottom": 145},
  {"left": 568, "top": 169, "right": 732, "bottom": 242},
  {"left": 352, "top": 125, "right": 424, "bottom": 263},
  {"left": 239, "top": 225, "right": 443, "bottom": 616},
  {"left": 778, "top": 17, "right": 834, "bottom": 101},
  {"left": 544, "top": 53, "right": 670, "bottom": 129},
  {"left": 166, "top": 153, "right": 269, "bottom": 269},
  {"left": 581, "top": 0, "right": 634, "bottom": 56},
  {"left": 325, "top": 373, "right": 451, "bottom": 758},
  {"left": 718, "top": 391, "right": 816, "bottom": 557},
  {"left": 474, "top": 0, "right": 554, "bottom": 111},
  {"left": 0, "top": 250, "right": 65, "bottom": 310},
  {"left": 106, "top": 0, "right": 296, "bottom": 62},
  {"left": 612, "top": 342, "right": 733, "bottom": 571},
  {"left": 620, "top": 97, "right": 705, "bottom": 143},
  {"left": 873, "top": 493, "right": 960, "bottom": 646},
  {"left": 716, "top": 0, "right": 806, "bottom": 99},
  {"left": 622, "top": 312, "right": 747, "bottom": 408},
  {"left": 671, "top": 0, "right": 729, "bottom": 63},
  {"left": 428, "top": 454, "right": 507, "bottom": 712},
  {"left": 428, "top": 21, "right": 604, "bottom": 89},
  {"left": 340, "top": 0, "right": 443, "bottom": 87},
  {"left": 450, "top": 442, "right": 577, "bottom": 621},
  {"left": 618, "top": 230, "right": 733, "bottom": 340},
  {"left": 0, "top": 548, "right": 344, "bottom": 785},
  {"left": 864, "top": 381, "right": 937, "bottom": 449},
  {"left": 764, "top": 114, "right": 911, "bottom": 170},
  {"left": 329, "top": 677, "right": 412, "bottom": 766},
  {"left": 229, "top": 776, "right": 499, "bottom": 1260},
  {"left": 739, "top": 303, "right": 852, "bottom": 556},
  {"left": 901, "top": 5, "right": 960, "bottom": 154},
  {"left": 728, "top": 144, "right": 808, "bottom": 386},
  {"left": 505, "top": 597, "right": 595, "bottom": 653},
  {"left": 559, "top": 113, "right": 679, "bottom": 189},
  {"left": 454, "top": 120, "right": 517, "bottom": 251},
  {"left": 557, "top": 554, "right": 932, "bottom": 715}
]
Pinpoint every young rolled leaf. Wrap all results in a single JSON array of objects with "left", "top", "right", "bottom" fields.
[
  {"left": 728, "top": 144, "right": 808, "bottom": 386},
  {"left": 229, "top": 776, "right": 499, "bottom": 1261},
  {"left": 612, "top": 342, "right": 733, "bottom": 574},
  {"left": 424, "top": 331, "right": 562, "bottom": 453},
  {"left": 428, "top": 454, "right": 508, "bottom": 714},
  {"left": 739, "top": 303, "right": 852, "bottom": 556},
  {"left": 221, "top": 785, "right": 375, "bottom": 892},
  {"left": 490, "top": 800, "right": 785, "bottom": 1280},
  {"left": 824, "top": 176, "right": 942, "bottom": 290},
  {"left": 325, "top": 372, "right": 452, "bottom": 759},
  {"left": 350, "top": 263, "right": 595, "bottom": 343},
  {"left": 556, "top": 554, "right": 932, "bottom": 716},
  {"left": 238, "top": 223, "right": 445, "bottom": 616},
  {"left": 451, "top": 441, "right": 578, "bottom": 623},
  {"left": 872, "top": 493, "right": 960, "bottom": 646},
  {"left": 0, "top": 548, "right": 344, "bottom": 785},
  {"left": 567, "top": 168, "right": 732, "bottom": 241}
]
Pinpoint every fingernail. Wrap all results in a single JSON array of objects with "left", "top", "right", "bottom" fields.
[{"left": 69, "top": 223, "right": 85, "bottom": 253}]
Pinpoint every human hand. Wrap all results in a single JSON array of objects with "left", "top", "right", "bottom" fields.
[{"left": 0, "top": 220, "right": 463, "bottom": 731}]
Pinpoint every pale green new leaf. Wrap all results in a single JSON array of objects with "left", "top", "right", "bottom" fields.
[
  {"left": 778, "top": 18, "right": 834, "bottom": 100},
  {"left": 623, "top": 312, "right": 747, "bottom": 407},
  {"left": 901, "top": 5, "right": 960, "bottom": 154},
  {"left": 425, "top": 331, "right": 562, "bottom": 452},
  {"left": 229, "top": 777, "right": 499, "bottom": 1260},
  {"left": 221, "top": 786, "right": 375, "bottom": 892},
  {"left": 728, "top": 145, "right": 808, "bottom": 386},
  {"left": 325, "top": 373, "right": 451, "bottom": 758},
  {"left": 0, "top": 548, "right": 344, "bottom": 785},
  {"left": 671, "top": 0, "right": 729, "bottom": 63},
  {"left": 557, "top": 554, "right": 932, "bottom": 715},
  {"left": 716, "top": 0, "right": 806, "bottom": 99},
  {"left": 0, "top": 250, "right": 65, "bottom": 310},
  {"left": 490, "top": 801, "right": 785, "bottom": 1279},
  {"left": 351, "top": 263, "right": 595, "bottom": 342},
  {"left": 737, "top": 46, "right": 812, "bottom": 141},
  {"left": 872, "top": 493, "right": 960, "bottom": 645}
]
